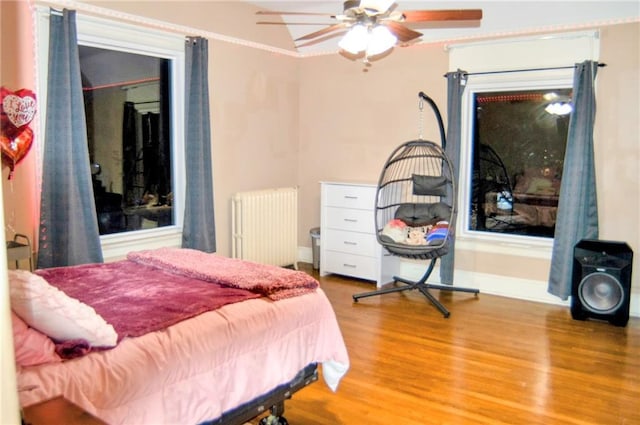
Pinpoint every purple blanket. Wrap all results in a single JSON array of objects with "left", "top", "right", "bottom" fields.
[{"left": 36, "top": 260, "right": 260, "bottom": 342}]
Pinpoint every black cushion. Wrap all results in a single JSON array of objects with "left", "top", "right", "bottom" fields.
[
  {"left": 412, "top": 174, "right": 448, "bottom": 197},
  {"left": 394, "top": 202, "right": 451, "bottom": 226}
]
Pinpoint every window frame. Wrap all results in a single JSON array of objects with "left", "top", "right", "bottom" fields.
[
  {"left": 36, "top": 8, "right": 186, "bottom": 260},
  {"left": 456, "top": 73, "right": 574, "bottom": 256}
]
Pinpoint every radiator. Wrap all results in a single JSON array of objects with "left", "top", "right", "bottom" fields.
[{"left": 232, "top": 187, "right": 298, "bottom": 269}]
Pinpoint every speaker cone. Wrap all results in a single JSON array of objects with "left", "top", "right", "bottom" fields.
[{"left": 578, "top": 272, "right": 624, "bottom": 314}]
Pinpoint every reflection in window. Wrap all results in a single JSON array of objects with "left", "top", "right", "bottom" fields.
[
  {"left": 469, "top": 89, "right": 572, "bottom": 238},
  {"left": 80, "top": 46, "right": 173, "bottom": 234}
]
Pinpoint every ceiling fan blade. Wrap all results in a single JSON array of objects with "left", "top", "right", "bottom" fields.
[
  {"left": 384, "top": 21, "right": 422, "bottom": 43},
  {"left": 257, "top": 22, "right": 333, "bottom": 26},
  {"left": 402, "top": 9, "right": 483, "bottom": 23},
  {"left": 295, "top": 23, "right": 348, "bottom": 42},
  {"left": 256, "top": 10, "right": 334, "bottom": 17}
]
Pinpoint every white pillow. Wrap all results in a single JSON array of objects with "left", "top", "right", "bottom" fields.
[{"left": 8, "top": 269, "right": 118, "bottom": 347}]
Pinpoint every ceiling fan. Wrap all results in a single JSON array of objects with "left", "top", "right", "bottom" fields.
[{"left": 257, "top": 1, "right": 482, "bottom": 58}]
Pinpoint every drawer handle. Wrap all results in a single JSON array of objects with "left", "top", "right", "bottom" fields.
[
  {"left": 343, "top": 218, "right": 358, "bottom": 223},
  {"left": 344, "top": 195, "right": 358, "bottom": 200},
  {"left": 344, "top": 241, "right": 357, "bottom": 245},
  {"left": 343, "top": 263, "right": 356, "bottom": 268}
]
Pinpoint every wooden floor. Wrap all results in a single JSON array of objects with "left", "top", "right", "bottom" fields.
[{"left": 250, "top": 264, "right": 639, "bottom": 425}]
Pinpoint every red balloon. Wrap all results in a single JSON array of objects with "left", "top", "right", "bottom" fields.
[{"left": 1, "top": 126, "right": 33, "bottom": 179}]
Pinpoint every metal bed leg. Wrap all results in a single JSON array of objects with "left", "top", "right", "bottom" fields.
[{"left": 259, "top": 401, "right": 288, "bottom": 425}]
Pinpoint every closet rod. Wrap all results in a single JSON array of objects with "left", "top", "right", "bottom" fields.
[{"left": 444, "top": 62, "right": 606, "bottom": 77}]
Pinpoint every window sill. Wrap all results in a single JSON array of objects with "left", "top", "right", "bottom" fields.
[
  {"left": 100, "top": 227, "right": 183, "bottom": 262},
  {"left": 455, "top": 232, "right": 553, "bottom": 260}
]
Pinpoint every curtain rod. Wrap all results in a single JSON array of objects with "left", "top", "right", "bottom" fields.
[{"left": 444, "top": 63, "right": 606, "bottom": 78}]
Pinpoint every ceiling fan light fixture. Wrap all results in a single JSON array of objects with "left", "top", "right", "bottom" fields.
[
  {"left": 366, "top": 24, "right": 397, "bottom": 56},
  {"left": 338, "top": 24, "right": 368, "bottom": 54}
]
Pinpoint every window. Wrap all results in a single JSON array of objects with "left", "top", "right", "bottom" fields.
[
  {"left": 448, "top": 30, "right": 599, "bottom": 256},
  {"left": 79, "top": 46, "right": 173, "bottom": 235},
  {"left": 469, "top": 88, "right": 572, "bottom": 238},
  {"left": 36, "top": 9, "right": 186, "bottom": 259},
  {"left": 458, "top": 78, "right": 574, "bottom": 249}
]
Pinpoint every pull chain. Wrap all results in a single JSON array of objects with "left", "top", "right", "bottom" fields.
[{"left": 418, "top": 97, "right": 424, "bottom": 140}]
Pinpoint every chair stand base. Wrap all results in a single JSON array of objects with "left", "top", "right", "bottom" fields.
[{"left": 352, "top": 259, "right": 479, "bottom": 318}]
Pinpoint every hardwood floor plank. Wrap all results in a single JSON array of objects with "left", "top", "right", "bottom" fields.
[{"left": 250, "top": 265, "right": 639, "bottom": 424}]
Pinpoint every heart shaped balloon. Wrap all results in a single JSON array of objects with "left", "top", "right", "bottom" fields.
[
  {"left": 1, "top": 126, "right": 34, "bottom": 179},
  {"left": 0, "top": 87, "right": 37, "bottom": 129}
]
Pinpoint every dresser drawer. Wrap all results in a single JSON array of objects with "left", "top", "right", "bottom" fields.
[
  {"left": 323, "top": 229, "right": 377, "bottom": 257},
  {"left": 324, "top": 207, "right": 374, "bottom": 233},
  {"left": 324, "top": 184, "right": 376, "bottom": 210},
  {"left": 323, "top": 251, "right": 377, "bottom": 281},
  {"left": 321, "top": 182, "right": 399, "bottom": 287}
]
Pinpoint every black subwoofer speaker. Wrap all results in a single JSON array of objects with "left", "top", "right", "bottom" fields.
[{"left": 571, "top": 239, "right": 633, "bottom": 327}]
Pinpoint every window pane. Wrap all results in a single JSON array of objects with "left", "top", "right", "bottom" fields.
[
  {"left": 469, "top": 88, "right": 572, "bottom": 238},
  {"left": 80, "top": 46, "right": 173, "bottom": 235}
]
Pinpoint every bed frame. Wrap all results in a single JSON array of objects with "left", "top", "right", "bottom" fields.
[{"left": 209, "top": 363, "right": 318, "bottom": 425}]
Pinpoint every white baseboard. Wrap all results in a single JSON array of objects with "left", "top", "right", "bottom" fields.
[
  {"left": 399, "top": 260, "right": 639, "bottom": 317},
  {"left": 399, "top": 261, "right": 569, "bottom": 306},
  {"left": 298, "top": 246, "right": 313, "bottom": 266},
  {"left": 298, "top": 247, "right": 639, "bottom": 318}
]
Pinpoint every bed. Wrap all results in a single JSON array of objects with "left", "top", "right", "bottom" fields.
[{"left": 10, "top": 248, "right": 350, "bottom": 425}]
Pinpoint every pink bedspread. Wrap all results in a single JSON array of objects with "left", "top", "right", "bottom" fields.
[
  {"left": 18, "top": 290, "right": 350, "bottom": 425},
  {"left": 127, "top": 248, "right": 318, "bottom": 300},
  {"left": 36, "top": 260, "right": 260, "bottom": 342}
]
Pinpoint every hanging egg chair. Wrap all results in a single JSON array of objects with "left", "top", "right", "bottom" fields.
[{"left": 353, "top": 92, "right": 479, "bottom": 318}]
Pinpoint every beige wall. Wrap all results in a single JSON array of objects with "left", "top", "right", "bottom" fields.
[
  {"left": 595, "top": 23, "right": 640, "bottom": 244},
  {"left": 1, "top": 2, "right": 33, "bottom": 423},
  {"left": 297, "top": 43, "right": 450, "bottom": 247},
  {"left": 1, "top": 3, "right": 638, "bottom": 295},
  {"left": 1, "top": 0, "right": 38, "bottom": 251},
  {"left": 209, "top": 40, "right": 300, "bottom": 255},
  {"left": 0, "top": 3, "right": 638, "bottom": 421}
]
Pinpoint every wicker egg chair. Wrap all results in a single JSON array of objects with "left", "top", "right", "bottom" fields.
[{"left": 352, "top": 93, "right": 479, "bottom": 318}]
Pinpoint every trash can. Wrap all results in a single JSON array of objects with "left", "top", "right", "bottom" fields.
[{"left": 310, "top": 227, "right": 321, "bottom": 270}]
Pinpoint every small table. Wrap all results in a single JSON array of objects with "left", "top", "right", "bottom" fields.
[
  {"left": 6, "top": 233, "right": 33, "bottom": 271},
  {"left": 22, "top": 396, "right": 108, "bottom": 425}
]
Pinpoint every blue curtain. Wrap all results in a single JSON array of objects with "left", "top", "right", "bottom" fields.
[
  {"left": 548, "top": 61, "right": 600, "bottom": 299},
  {"left": 37, "top": 9, "right": 103, "bottom": 269},
  {"left": 182, "top": 37, "right": 216, "bottom": 252},
  {"left": 440, "top": 70, "right": 468, "bottom": 284}
]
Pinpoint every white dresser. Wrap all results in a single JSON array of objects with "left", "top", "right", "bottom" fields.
[{"left": 320, "top": 182, "right": 398, "bottom": 288}]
